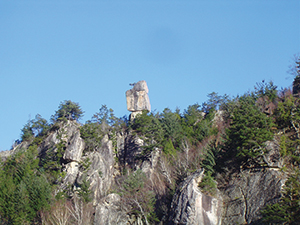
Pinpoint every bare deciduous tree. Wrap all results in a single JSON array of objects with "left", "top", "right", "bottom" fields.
[
  {"left": 40, "top": 200, "right": 71, "bottom": 225},
  {"left": 68, "top": 195, "right": 94, "bottom": 225}
]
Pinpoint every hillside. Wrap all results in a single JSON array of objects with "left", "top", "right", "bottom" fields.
[{"left": 1, "top": 61, "right": 300, "bottom": 224}]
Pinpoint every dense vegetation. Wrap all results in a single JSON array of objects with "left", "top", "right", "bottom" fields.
[
  {"left": 0, "top": 101, "right": 91, "bottom": 225},
  {"left": 0, "top": 57, "right": 300, "bottom": 224}
]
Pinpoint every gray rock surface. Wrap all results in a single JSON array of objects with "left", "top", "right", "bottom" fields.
[
  {"left": 94, "top": 193, "right": 129, "bottom": 225},
  {"left": 263, "top": 140, "right": 284, "bottom": 168},
  {"left": 63, "top": 128, "right": 85, "bottom": 162},
  {"left": 38, "top": 120, "right": 84, "bottom": 159},
  {"left": 0, "top": 141, "right": 30, "bottom": 161},
  {"left": 126, "top": 80, "right": 151, "bottom": 112},
  {"left": 168, "top": 169, "right": 223, "bottom": 225},
  {"left": 63, "top": 161, "right": 80, "bottom": 185},
  {"left": 78, "top": 134, "right": 115, "bottom": 204},
  {"left": 37, "top": 121, "right": 85, "bottom": 188},
  {"left": 221, "top": 169, "right": 286, "bottom": 225},
  {"left": 121, "top": 132, "right": 160, "bottom": 178}
]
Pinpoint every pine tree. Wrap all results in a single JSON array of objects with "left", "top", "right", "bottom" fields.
[
  {"left": 224, "top": 95, "right": 275, "bottom": 167},
  {"left": 52, "top": 100, "right": 84, "bottom": 122}
]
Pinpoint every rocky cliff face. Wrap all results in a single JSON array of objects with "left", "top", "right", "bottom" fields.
[
  {"left": 79, "top": 134, "right": 115, "bottom": 203},
  {"left": 30, "top": 121, "right": 115, "bottom": 205},
  {"left": 37, "top": 121, "right": 85, "bottom": 188},
  {"left": 0, "top": 118, "right": 289, "bottom": 225},
  {"left": 168, "top": 169, "right": 223, "bottom": 225},
  {"left": 221, "top": 168, "right": 286, "bottom": 225}
]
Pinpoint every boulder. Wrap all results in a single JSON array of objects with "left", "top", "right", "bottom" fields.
[
  {"left": 168, "top": 169, "right": 223, "bottom": 225},
  {"left": 126, "top": 80, "right": 151, "bottom": 112}
]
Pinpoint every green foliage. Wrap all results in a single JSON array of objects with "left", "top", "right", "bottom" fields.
[
  {"left": 274, "top": 96, "right": 300, "bottom": 130},
  {"left": 92, "top": 104, "right": 113, "bottom": 126},
  {"left": 202, "top": 92, "right": 229, "bottom": 113},
  {"left": 254, "top": 80, "right": 278, "bottom": 102},
  {"left": 8, "top": 77, "right": 300, "bottom": 224},
  {"left": 117, "top": 170, "right": 157, "bottom": 224},
  {"left": 224, "top": 95, "right": 275, "bottom": 167},
  {"left": 81, "top": 157, "right": 91, "bottom": 171},
  {"left": 291, "top": 56, "right": 300, "bottom": 96},
  {"left": 274, "top": 95, "right": 300, "bottom": 165},
  {"left": 261, "top": 202, "right": 289, "bottom": 224},
  {"left": 261, "top": 171, "right": 300, "bottom": 224},
  {"left": 52, "top": 100, "right": 84, "bottom": 122},
  {"left": 56, "top": 140, "right": 67, "bottom": 160},
  {"left": 182, "top": 104, "right": 204, "bottom": 143},
  {"left": 21, "top": 114, "right": 50, "bottom": 142},
  {"left": 160, "top": 108, "right": 183, "bottom": 148},
  {"left": 199, "top": 143, "right": 219, "bottom": 196},
  {"left": 130, "top": 111, "right": 164, "bottom": 156},
  {"left": 198, "top": 172, "right": 217, "bottom": 196},
  {"left": 80, "top": 105, "right": 126, "bottom": 152},
  {"left": 163, "top": 139, "right": 176, "bottom": 155},
  {"left": 182, "top": 104, "right": 216, "bottom": 145},
  {"left": 77, "top": 176, "right": 92, "bottom": 203},
  {"left": 121, "top": 170, "right": 146, "bottom": 196},
  {"left": 201, "top": 144, "right": 218, "bottom": 175},
  {"left": 130, "top": 101, "right": 222, "bottom": 159},
  {"left": 40, "top": 130, "right": 67, "bottom": 182},
  {"left": 92, "top": 105, "right": 126, "bottom": 130},
  {"left": 280, "top": 135, "right": 288, "bottom": 157},
  {"left": 0, "top": 146, "right": 52, "bottom": 224},
  {"left": 183, "top": 104, "right": 203, "bottom": 127},
  {"left": 80, "top": 122, "right": 104, "bottom": 152}
]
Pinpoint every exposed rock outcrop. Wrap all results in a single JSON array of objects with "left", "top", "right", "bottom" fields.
[
  {"left": 78, "top": 134, "right": 115, "bottom": 204},
  {"left": 263, "top": 139, "right": 284, "bottom": 168},
  {"left": 63, "top": 129, "right": 85, "bottom": 162},
  {"left": 38, "top": 120, "right": 85, "bottom": 161},
  {"left": 0, "top": 106, "right": 291, "bottom": 225},
  {"left": 126, "top": 80, "right": 151, "bottom": 113},
  {"left": 94, "top": 193, "right": 129, "bottom": 225},
  {"left": 37, "top": 121, "right": 85, "bottom": 187},
  {"left": 0, "top": 141, "right": 30, "bottom": 161},
  {"left": 221, "top": 169, "right": 286, "bottom": 225},
  {"left": 120, "top": 132, "right": 160, "bottom": 177},
  {"left": 168, "top": 169, "right": 223, "bottom": 225}
]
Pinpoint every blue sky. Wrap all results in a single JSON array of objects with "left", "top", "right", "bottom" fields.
[{"left": 0, "top": 0, "right": 299, "bottom": 151}]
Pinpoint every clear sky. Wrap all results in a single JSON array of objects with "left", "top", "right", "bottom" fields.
[{"left": 0, "top": 0, "right": 299, "bottom": 151}]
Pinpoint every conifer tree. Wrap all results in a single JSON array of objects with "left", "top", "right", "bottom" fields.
[
  {"left": 52, "top": 100, "right": 84, "bottom": 122},
  {"left": 224, "top": 95, "right": 275, "bottom": 167}
]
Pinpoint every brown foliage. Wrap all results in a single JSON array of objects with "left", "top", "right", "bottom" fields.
[{"left": 40, "top": 196, "right": 94, "bottom": 225}]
